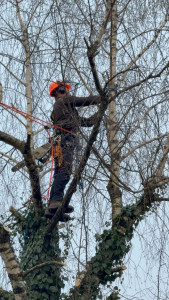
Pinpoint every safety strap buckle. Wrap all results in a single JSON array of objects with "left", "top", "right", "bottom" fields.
[{"left": 52, "top": 134, "right": 61, "bottom": 144}]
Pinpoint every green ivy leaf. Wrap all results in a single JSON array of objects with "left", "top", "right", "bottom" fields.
[{"left": 49, "top": 286, "right": 58, "bottom": 293}]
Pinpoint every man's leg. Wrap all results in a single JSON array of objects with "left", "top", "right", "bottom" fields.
[
  {"left": 49, "top": 165, "right": 70, "bottom": 203},
  {"left": 45, "top": 140, "right": 74, "bottom": 218}
]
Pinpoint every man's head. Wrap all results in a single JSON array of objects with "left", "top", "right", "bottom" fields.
[{"left": 49, "top": 81, "right": 71, "bottom": 98}]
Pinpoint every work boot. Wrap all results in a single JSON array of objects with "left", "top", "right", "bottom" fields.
[
  {"left": 45, "top": 208, "right": 71, "bottom": 222},
  {"left": 49, "top": 201, "right": 74, "bottom": 213},
  {"left": 45, "top": 207, "right": 54, "bottom": 219}
]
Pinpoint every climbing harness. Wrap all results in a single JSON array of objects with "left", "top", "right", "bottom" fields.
[{"left": 53, "top": 135, "right": 63, "bottom": 167}]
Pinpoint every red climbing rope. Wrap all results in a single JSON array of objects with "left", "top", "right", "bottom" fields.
[
  {"left": 0, "top": 102, "right": 72, "bottom": 134},
  {"left": 0, "top": 101, "right": 72, "bottom": 204}
]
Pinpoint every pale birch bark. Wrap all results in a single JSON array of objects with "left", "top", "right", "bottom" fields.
[
  {"left": 0, "top": 83, "right": 2, "bottom": 102},
  {"left": 15, "top": 1, "right": 42, "bottom": 213},
  {"left": 0, "top": 225, "right": 26, "bottom": 300},
  {"left": 16, "top": 0, "right": 33, "bottom": 137},
  {"left": 155, "top": 134, "right": 169, "bottom": 179},
  {"left": 107, "top": 0, "right": 122, "bottom": 219}
]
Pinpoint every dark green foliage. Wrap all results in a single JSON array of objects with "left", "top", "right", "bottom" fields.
[
  {"left": 69, "top": 199, "right": 153, "bottom": 299},
  {"left": 3, "top": 195, "right": 156, "bottom": 299},
  {"left": 0, "top": 288, "right": 14, "bottom": 300},
  {"left": 107, "top": 287, "right": 121, "bottom": 300},
  {"left": 19, "top": 211, "right": 64, "bottom": 300}
]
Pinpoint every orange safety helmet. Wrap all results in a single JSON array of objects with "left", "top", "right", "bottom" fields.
[{"left": 49, "top": 81, "right": 71, "bottom": 97}]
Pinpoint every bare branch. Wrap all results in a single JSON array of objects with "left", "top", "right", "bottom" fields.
[
  {"left": 9, "top": 206, "right": 26, "bottom": 224},
  {"left": 0, "top": 61, "right": 25, "bottom": 85},
  {"left": 120, "top": 134, "right": 168, "bottom": 162},
  {"left": 91, "top": 0, "right": 114, "bottom": 53},
  {"left": 0, "top": 102, "right": 26, "bottom": 127},
  {"left": 0, "top": 131, "right": 25, "bottom": 152},
  {"left": 118, "top": 60, "right": 169, "bottom": 96},
  {"left": 16, "top": 0, "right": 32, "bottom": 134},
  {"left": 0, "top": 151, "right": 19, "bottom": 165},
  {"left": 85, "top": 1, "right": 116, "bottom": 93},
  {"left": 118, "top": 0, "right": 133, "bottom": 15},
  {"left": 155, "top": 134, "right": 169, "bottom": 178},
  {"left": 23, "top": 260, "right": 66, "bottom": 277},
  {"left": 118, "top": 16, "right": 169, "bottom": 86}
]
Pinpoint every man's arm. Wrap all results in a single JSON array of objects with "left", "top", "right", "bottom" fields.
[
  {"left": 79, "top": 112, "right": 98, "bottom": 127},
  {"left": 64, "top": 95, "right": 101, "bottom": 107}
]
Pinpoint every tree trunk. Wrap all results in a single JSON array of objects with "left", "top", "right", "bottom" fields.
[
  {"left": 20, "top": 212, "right": 63, "bottom": 299},
  {"left": 107, "top": 0, "right": 122, "bottom": 220}
]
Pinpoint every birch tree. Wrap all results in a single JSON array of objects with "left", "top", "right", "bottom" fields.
[{"left": 0, "top": 0, "right": 169, "bottom": 299}]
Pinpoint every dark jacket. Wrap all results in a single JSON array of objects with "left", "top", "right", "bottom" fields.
[{"left": 52, "top": 95, "right": 101, "bottom": 133}]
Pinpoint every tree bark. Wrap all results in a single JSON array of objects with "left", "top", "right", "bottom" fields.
[
  {"left": 107, "top": 0, "right": 122, "bottom": 220},
  {"left": 0, "top": 225, "right": 26, "bottom": 300}
]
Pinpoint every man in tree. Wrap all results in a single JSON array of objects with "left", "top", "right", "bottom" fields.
[{"left": 45, "top": 80, "right": 102, "bottom": 220}]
